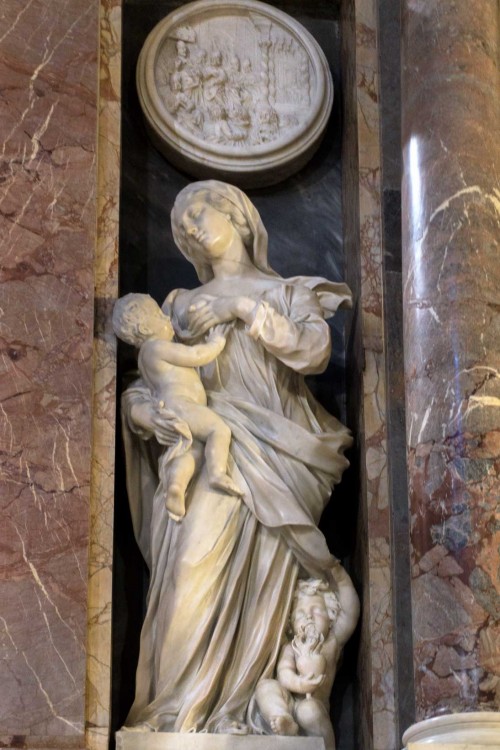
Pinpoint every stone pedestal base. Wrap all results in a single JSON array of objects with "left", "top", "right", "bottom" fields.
[
  {"left": 116, "top": 731, "right": 325, "bottom": 750},
  {"left": 402, "top": 712, "right": 500, "bottom": 748}
]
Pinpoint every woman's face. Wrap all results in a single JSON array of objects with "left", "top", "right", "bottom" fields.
[{"left": 179, "top": 200, "right": 238, "bottom": 260}]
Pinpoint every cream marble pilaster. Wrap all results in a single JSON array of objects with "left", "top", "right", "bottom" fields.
[
  {"left": 85, "top": 1, "right": 121, "bottom": 749},
  {"left": 342, "top": 0, "right": 396, "bottom": 747}
]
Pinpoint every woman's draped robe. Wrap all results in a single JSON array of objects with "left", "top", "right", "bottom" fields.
[{"left": 122, "top": 281, "right": 352, "bottom": 733}]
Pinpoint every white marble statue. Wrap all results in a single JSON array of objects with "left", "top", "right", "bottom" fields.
[
  {"left": 119, "top": 180, "right": 358, "bottom": 737},
  {"left": 255, "top": 570, "right": 359, "bottom": 749},
  {"left": 112, "top": 293, "right": 242, "bottom": 522}
]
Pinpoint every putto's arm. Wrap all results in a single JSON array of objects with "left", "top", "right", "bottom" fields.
[
  {"left": 331, "top": 563, "right": 360, "bottom": 647},
  {"left": 152, "top": 337, "right": 226, "bottom": 368}
]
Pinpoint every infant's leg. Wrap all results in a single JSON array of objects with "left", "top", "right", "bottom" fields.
[
  {"left": 165, "top": 451, "right": 195, "bottom": 522},
  {"left": 295, "top": 697, "right": 335, "bottom": 750},
  {"left": 254, "top": 679, "right": 298, "bottom": 736},
  {"left": 175, "top": 402, "right": 243, "bottom": 497},
  {"left": 203, "top": 417, "right": 243, "bottom": 497}
]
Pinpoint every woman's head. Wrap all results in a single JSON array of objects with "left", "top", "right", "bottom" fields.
[{"left": 171, "top": 181, "right": 276, "bottom": 283}]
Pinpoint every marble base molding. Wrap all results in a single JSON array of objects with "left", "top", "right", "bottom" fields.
[
  {"left": 116, "top": 732, "right": 325, "bottom": 750},
  {"left": 402, "top": 712, "right": 500, "bottom": 747}
]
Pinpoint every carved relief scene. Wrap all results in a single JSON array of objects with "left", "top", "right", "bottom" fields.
[{"left": 155, "top": 16, "right": 313, "bottom": 148}]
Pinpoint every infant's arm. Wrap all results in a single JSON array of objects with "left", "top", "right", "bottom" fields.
[
  {"left": 150, "top": 336, "right": 225, "bottom": 368},
  {"left": 277, "top": 643, "right": 324, "bottom": 695}
]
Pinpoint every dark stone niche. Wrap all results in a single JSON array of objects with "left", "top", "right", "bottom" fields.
[{"left": 113, "top": 2, "right": 358, "bottom": 749}]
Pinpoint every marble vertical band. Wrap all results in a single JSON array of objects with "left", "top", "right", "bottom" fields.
[
  {"left": 402, "top": 0, "right": 500, "bottom": 732},
  {"left": 0, "top": 0, "right": 99, "bottom": 744},
  {"left": 342, "top": 0, "right": 397, "bottom": 747},
  {"left": 85, "top": 1, "right": 121, "bottom": 749}
]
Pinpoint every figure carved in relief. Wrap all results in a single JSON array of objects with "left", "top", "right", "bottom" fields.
[
  {"left": 256, "top": 103, "right": 280, "bottom": 142},
  {"left": 157, "top": 20, "right": 318, "bottom": 147},
  {"left": 113, "top": 293, "right": 242, "bottom": 523},
  {"left": 255, "top": 568, "right": 358, "bottom": 749},
  {"left": 120, "top": 181, "right": 358, "bottom": 736}
]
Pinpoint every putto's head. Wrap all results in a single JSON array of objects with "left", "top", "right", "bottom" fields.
[
  {"left": 112, "top": 293, "right": 174, "bottom": 347},
  {"left": 290, "top": 579, "right": 341, "bottom": 639}
]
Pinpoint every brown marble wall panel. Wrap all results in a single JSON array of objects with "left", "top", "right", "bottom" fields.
[
  {"left": 342, "top": 0, "right": 397, "bottom": 747},
  {"left": 0, "top": 0, "right": 99, "bottom": 744},
  {"left": 402, "top": 0, "right": 500, "bottom": 722}
]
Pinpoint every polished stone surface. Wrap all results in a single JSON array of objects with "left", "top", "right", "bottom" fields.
[
  {"left": 377, "top": 2, "right": 401, "bottom": 193},
  {"left": 86, "top": 0, "right": 122, "bottom": 748},
  {"left": 0, "top": 0, "right": 99, "bottom": 742},
  {"left": 378, "top": 0, "right": 414, "bottom": 739},
  {"left": 341, "top": 0, "right": 396, "bottom": 747},
  {"left": 402, "top": 0, "right": 500, "bottom": 723},
  {"left": 117, "top": 732, "right": 325, "bottom": 749},
  {"left": 403, "top": 712, "right": 500, "bottom": 747}
]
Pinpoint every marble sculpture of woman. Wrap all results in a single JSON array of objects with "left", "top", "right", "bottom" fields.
[{"left": 120, "top": 180, "right": 358, "bottom": 743}]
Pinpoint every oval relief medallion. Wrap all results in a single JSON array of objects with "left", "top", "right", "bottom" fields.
[{"left": 137, "top": 0, "right": 334, "bottom": 186}]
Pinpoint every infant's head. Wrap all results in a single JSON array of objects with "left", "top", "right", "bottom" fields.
[
  {"left": 290, "top": 579, "right": 341, "bottom": 640},
  {"left": 112, "top": 293, "right": 174, "bottom": 346}
]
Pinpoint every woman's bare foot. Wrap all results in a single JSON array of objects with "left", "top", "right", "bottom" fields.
[
  {"left": 210, "top": 473, "right": 243, "bottom": 497},
  {"left": 270, "top": 714, "right": 299, "bottom": 736},
  {"left": 165, "top": 484, "right": 186, "bottom": 521}
]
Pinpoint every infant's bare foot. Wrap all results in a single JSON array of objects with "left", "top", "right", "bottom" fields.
[
  {"left": 165, "top": 484, "right": 186, "bottom": 521},
  {"left": 210, "top": 474, "right": 243, "bottom": 497},
  {"left": 270, "top": 714, "right": 299, "bottom": 736}
]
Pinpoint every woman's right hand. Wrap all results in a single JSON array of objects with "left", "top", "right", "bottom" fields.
[{"left": 130, "top": 402, "right": 179, "bottom": 446}]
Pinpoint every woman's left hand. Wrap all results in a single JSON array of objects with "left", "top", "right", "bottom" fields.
[{"left": 188, "top": 294, "right": 254, "bottom": 336}]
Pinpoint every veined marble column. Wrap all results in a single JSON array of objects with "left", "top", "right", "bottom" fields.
[{"left": 401, "top": 0, "right": 500, "bottom": 746}]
